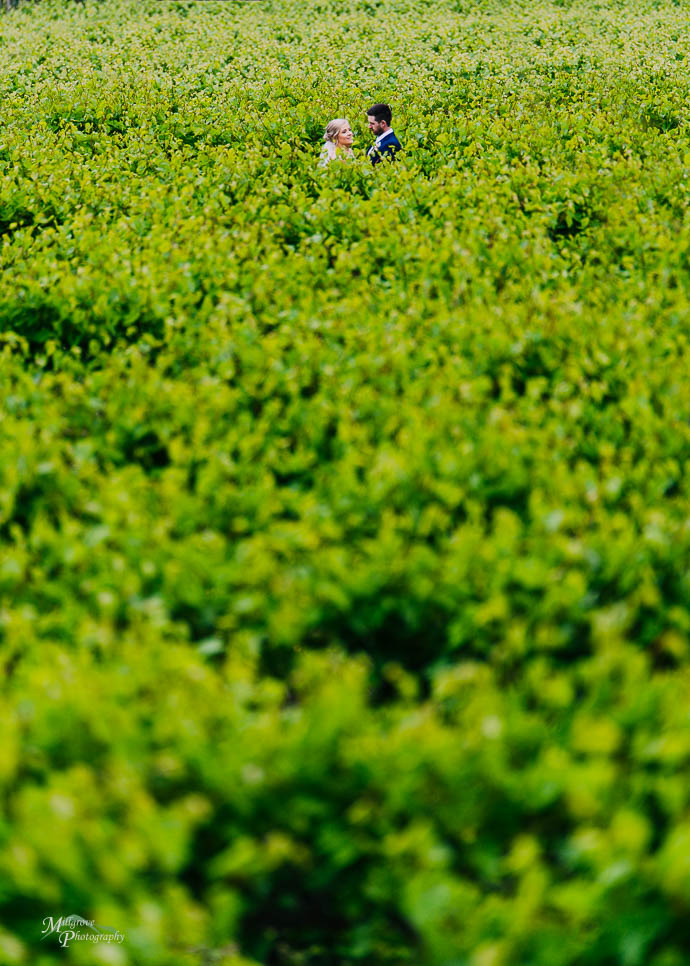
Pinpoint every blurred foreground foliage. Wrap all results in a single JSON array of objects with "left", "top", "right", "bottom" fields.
[{"left": 2, "top": 0, "right": 690, "bottom": 963}]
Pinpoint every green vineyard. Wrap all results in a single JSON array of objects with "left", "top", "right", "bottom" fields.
[{"left": 2, "top": 0, "right": 690, "bottom": 963}]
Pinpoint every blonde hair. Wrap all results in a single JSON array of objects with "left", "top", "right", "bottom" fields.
[{"left": 324, "top": 118, "right": 350, "bottom": 145}]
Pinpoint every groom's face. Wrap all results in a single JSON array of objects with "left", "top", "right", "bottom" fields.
[{"left": 368, "top": 115, "right": 387, "bottom": 136}]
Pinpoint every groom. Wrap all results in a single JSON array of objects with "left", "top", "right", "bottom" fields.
[{"left": 366, "top": 103, "right": 402, "bottom": 165}]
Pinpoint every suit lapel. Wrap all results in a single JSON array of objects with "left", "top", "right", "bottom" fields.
[{"left": 369, "top": 133, "right": 391, "bottom": 157}]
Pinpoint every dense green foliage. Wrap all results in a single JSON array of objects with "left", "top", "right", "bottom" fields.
[{"left": 2, "top": 0, "right": 690, "bottom": 963}]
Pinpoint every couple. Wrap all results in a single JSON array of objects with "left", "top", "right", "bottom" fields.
[{"left": 319, "top": 103, "right": 402, "bottom": 167}]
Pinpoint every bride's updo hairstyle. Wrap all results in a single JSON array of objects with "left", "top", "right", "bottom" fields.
[{"left": 324, "top": 118, "right": 350, "bottom": 145}]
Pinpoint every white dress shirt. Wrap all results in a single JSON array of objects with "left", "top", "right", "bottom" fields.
[{"left": 368, "top": 128, "right": 395, "bottom": 156}]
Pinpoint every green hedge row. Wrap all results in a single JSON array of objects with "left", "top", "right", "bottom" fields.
[
  {"left": 4, "top": 640, "right": 690, "bottom": 965},
  {"left": 2, "top": 0, "right": 690, "bottom": 963}
]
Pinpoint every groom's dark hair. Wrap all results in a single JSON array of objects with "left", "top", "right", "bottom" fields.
[{"left": 366, "top": 103, "right": 392, "bottom": 125}]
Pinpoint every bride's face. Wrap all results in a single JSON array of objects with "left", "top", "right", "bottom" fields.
[{"left": 337, "top": 124, "right": 354, "bottom": 147}]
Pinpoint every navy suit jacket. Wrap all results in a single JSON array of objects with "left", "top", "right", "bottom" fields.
[{"left": 367, "top": 130, "right": 402, "bottom": 165}]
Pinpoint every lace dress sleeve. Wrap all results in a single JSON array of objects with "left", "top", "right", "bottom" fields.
[{"left": 318, "top": 142, "right": 335, "bottom": 167}]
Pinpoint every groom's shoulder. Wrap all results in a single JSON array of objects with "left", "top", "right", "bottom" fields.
[{"left": 382, "top": 131, "right": 402, "bottom": 148}]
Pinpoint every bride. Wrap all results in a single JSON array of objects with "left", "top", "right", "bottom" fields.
[{"left": 319, "top": 118, "right": 355, "bottom": 166}]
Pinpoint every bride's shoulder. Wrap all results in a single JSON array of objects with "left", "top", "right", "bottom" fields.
[{"left": 318, "top": 142, "right": 336, "bottom": 166}]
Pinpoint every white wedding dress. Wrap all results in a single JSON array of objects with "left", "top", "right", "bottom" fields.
[{"left": 318, "top": 142, "right": 355, "bottom": 167}]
